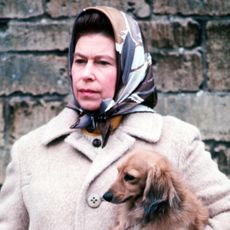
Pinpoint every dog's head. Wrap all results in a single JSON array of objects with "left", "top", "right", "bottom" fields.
[
  {"left": 103, "top": 150, "right": 182, "bottom": 222},
  {"left": 103, "top": 150, "right": 149, "bottom": 204}
]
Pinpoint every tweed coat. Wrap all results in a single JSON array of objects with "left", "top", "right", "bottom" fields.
[{"left": 0, "top": 108, "right": 230, "bottom": 230}]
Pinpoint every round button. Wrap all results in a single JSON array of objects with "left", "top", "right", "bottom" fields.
[
  {"left": 87, "top": 193, "right": 102, "bottom": 208},
  {"left": 92, "top": 138, "right": 101, "bottom": 147}
]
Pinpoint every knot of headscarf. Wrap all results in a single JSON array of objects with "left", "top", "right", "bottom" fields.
[
  {"left": 67, "top": 6, "right": 157, "bottom": 147},
  {"left": 67, "top": 99, "right": 116, "bottom": 146}
]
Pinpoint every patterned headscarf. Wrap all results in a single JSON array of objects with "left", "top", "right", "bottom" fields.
[{"left": 67, "top": 6, "right": 157, "bottom": 147}]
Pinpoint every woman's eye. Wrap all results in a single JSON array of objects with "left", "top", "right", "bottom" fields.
[
  {"left": 75, "top": 59, "right": 85, "bottom": 64},
  {"left": 97, "top": 60, "right": 110, "bottom": 66},
  {"left": 124, "top": 173, "right": 135, "bottom": 182}
]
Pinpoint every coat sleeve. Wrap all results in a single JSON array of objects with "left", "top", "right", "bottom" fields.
[
  {"left": 179, "top": 126, "right": 230, "bottom": 230},
  {"left": 0, "top": 143, "right": 29, "bottom": 230}
]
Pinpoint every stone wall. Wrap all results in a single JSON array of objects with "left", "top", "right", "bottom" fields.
[{"left": 0, "top": 0, "right": 229, "bottom": 184}]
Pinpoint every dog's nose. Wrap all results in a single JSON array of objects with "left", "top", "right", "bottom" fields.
[{"left": 103, "top": 191, "right": 113, "bottom": 202}]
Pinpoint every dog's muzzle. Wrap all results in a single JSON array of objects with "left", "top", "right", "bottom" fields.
[
  {"left": 103, "top": 191, "right": 114, "bottom": 202},
  {"left": 103, "top": 191, "right": 133, "bottom": 204}
]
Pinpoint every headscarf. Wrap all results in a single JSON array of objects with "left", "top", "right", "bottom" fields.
[{"left": 67, "top": 6, "right": 157, "bottom": 147}]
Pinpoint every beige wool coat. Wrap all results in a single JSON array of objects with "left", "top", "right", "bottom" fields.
[{"left": 0, "top": 107, "right": 230, "bottom": 230}]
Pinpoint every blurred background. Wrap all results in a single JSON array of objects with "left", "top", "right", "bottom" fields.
[{"left": 0, "top": 0, "right": 229, "bottom": 186}]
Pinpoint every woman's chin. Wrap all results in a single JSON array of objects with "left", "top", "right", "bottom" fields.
[{"left": 79, "top": 101, "right": 101, "bottom": 111}]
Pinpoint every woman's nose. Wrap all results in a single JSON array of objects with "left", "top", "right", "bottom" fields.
[{"left": 82, "top": 62, "right": 95, "bottom": 80}]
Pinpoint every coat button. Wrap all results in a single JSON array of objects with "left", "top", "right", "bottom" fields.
[
  {"left": 92, "top": 138, "right": 101, "bottom": 147},
  {"left": 87, "top": 193, "right": 102, "bottom": 208}
]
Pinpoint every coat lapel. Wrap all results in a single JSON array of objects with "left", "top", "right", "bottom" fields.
[
  {"left": 65, "top": 112, "right": 163, "bottom": 185},
  {"left": 41, "top": 108, "right": 77, "bottom": 145},
  {"left": 84, "top": 129, "right": 136, "bottom": 184},
  {"left": 64, "top": 128, "right": 136, "bottom": 182},
  {"left": 120, "top": 111, "right": 163, "bottom": 143},
  {"left": 42, "top": 108, "right": 163, "bottom": 186}
]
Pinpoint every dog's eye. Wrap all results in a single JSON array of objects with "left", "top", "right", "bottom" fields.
[{"left": 124, "top": 173, "right": 136, "bottom": 182}]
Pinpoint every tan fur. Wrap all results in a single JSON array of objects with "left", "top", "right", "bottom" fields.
[{"left": 103, "top": 149, "right": 209, "bottom": 230}]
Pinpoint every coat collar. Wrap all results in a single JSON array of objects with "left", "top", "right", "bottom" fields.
[
  {"left": 120, "top": 111, "right": 163, "bottom": 143},
  {"left": 42, "top": 108, "right": 163, "bottom": 146},
  {"left": 41, "top": 108, "right": 77, "bottom": 145}
]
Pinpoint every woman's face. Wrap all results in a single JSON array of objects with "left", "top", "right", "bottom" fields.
[{"left": 72, "top": 33, "right": 117, "bottom": 111}]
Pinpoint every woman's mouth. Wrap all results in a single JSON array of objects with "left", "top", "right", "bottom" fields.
[{"left": 78, "top": 89, "right": 99, "bottom": 97}]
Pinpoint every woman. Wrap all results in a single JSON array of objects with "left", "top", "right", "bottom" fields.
[{"left": 0, "top": 6, "right": 229, "bottom": 230}]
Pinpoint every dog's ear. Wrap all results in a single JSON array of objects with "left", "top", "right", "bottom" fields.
[
  {"left": 142, "top": 166, "right": 181, "bottom": 223},
  {"left": 143, "top": 166, "right": 167, "bottom": 202}
]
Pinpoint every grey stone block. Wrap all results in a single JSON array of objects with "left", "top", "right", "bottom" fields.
[
  {"left": 140, "top": 18, "right": 200, "bottom": 49},
  {"left": 0, "top": 20, "right": 72, "bottom": 52},
  {"left": 0, "top": 54, "right": 69, "bottom": 95},
  {"left": 45, "top": 0, "right": 150, "bottom": 18},
  {"left": 153, "top": 0, "right": 230, "bottom": 16},
  {"left": 154, "top": 51, "right": 203, "bottom": 92},
  {"left": 211, "top": 143, "right": 230, "bottom": 177},
  {"left": 0, "top": 147, "right": 10, "bottom": 185},
  {"left": 207, "top": 20, "right": 230, "bottom": 91},
  {"left": 155, "top": 92, "right": 230, "bottom": 141},
  {"left": 46, "top": 0, "right": 123, "bottom": 18},
  {"left": 0, "top": 0, "right": 44, "bottom": 18},
  {"left": 7, "top": 98, "right": 66, "bottom": 143},
  {"left": 0, "top": 101, "right": 4, "bottom": 147}
]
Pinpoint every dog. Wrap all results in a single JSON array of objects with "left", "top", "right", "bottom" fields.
[{"left": 103, "top": 149, "right": 209, "bottom": 230}]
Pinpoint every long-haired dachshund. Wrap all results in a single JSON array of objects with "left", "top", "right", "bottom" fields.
[{"left": 103, "top": 149, "right": 208, "bottom": 230}]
